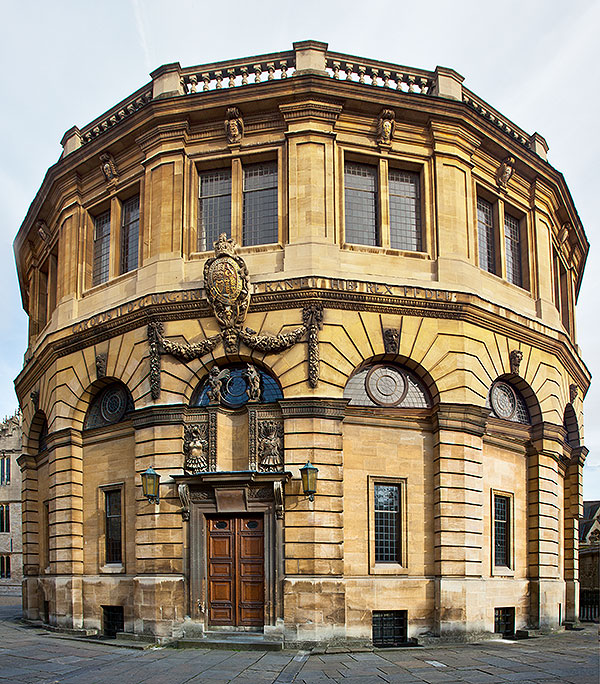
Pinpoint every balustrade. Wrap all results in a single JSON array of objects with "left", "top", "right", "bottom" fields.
[{"left": 326, "top": 57, "right": 433, "bottom": 94}]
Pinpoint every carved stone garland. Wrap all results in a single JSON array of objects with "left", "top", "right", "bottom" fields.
[{"left": 147, "top": 234, "right": 323, "bottom": 397}]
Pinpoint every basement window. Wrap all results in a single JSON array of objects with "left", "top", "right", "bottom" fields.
[{"left": 372, "top": 610, "right": 408, "bottom": 647}]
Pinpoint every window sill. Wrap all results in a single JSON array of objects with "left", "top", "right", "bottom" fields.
[
  {"left": 370, "top": 563, "right": 409, "bottom": 575},
  {"left": 101, "top": 563, "right": 125, "bottom": 574},
  {"left": 189, "top": 243, "right": 284, "bottom": 259},
  {"left": 82, "top": 269, "right": 137, "bottom": 298},
  {"left": 492, "top": 566, "right": 514, "bottom": 577},
  {"left": 342, "top": 243, "right": 430, "bottom": 259}
]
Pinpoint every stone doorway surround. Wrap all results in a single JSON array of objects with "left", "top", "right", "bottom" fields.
[{"left": 173, "top": 471, "right": 290, "bottom": 639}]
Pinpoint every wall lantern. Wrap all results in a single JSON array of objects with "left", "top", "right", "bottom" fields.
[
  {"left": 300, "top": 461, "right": 318, "bottom": 501},
  {"left": 141, "top": 466, "right": 161, "bottom": 504}
]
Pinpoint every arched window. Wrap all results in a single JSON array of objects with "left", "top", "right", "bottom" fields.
[
  {"left": 84, "top": 383, "right": 134, "bottom": 429},
  {"left": 344, "top": 363, "right": 432, "bottom": 408},
  {"left": 487, "top": 380, "right": 530, "bottom": 424},
  {"left": 563, "top": 404, "right": 580, "bottom": 448},
  {"left": 193, "top": 364, "right": 283, "bottom": 409}
]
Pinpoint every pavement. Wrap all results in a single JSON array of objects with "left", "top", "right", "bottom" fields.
[{"left": 0, "top": 598, "right": 598, "bottom": 684}]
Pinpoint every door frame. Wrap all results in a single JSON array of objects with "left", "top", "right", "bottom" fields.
[{"left": 176, "top": 472, "right": 288, "bottom": 632}]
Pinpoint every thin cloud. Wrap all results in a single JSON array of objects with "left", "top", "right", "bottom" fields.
[{"left": 131, "top": 0, "right": 153, "bottom": 73}]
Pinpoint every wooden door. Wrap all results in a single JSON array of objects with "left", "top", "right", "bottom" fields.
[{"left": 207, "top": 515, "right": 264, "bottom": 627}]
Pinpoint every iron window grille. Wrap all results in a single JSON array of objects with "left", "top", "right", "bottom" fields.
[
  {"left": 374, "top": 484, "right": 400, "bottom": 563},
  {"left": 494, "top": 494, "right": 510, "bottom": 567},
  {"left": 92, "top": 210, "right": 111, "bottom": 286},
  {"left": 372, "top": 610, "right": 408, "bottom": 647},
  {"left": 102, "top": 605, "right": 124, "bottom": 637},
  {"left": 105, "top": 490, "right": 122, "bottom": 564},
  {"left": 120, "top": 195, "right": 140, "bottom": 274},
  {"left": 494, "top": 607, "right": 515, "bottom": 636}
]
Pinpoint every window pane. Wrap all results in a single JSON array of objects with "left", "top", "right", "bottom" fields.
[
  {"left": 105, "top": 490, "right": 122, "bottom": 564},
  {"left": 120, "top": 195, "right": 140, "bottom": 274},
  {"left": 389, "top": 170, "right": 421, "bottom": 251},
  {"left": 375, "top": 484, "right": 400, "bottom": 562},
  {"left": 93, "top": 211, "right": 111, "bottom": 286},
  {"left": 243, "top": 162, "right": 278, "bottom": 246},
  {"left": 504, "top": 213, "right": 522, "bottom": 287},
  {"left": 477, "top": 198, "right": 496, "bottom": 274},
  {"left": 199, "top": 169, "right": 232, "bottom": 251},
  {"left": 494, "top": 495, "right": 509, "bottom": 566},
  {"left": 345, "top": 162, "right": 378, "bottom": 246}
]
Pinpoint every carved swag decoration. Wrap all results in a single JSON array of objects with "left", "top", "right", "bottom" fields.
[{"left": 148, "top": 234, "right": 323, "bottom": 398}]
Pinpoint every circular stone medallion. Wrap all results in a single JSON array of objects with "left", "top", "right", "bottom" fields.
[
  {"left": 490, "top": 382, "right": 517, "bottom": 420},
  {"left": 365, "top": 365, "right": 408, "bottom": 407},
  {"left": 207, "top": 257, "right": 242, "bottom": 304}
]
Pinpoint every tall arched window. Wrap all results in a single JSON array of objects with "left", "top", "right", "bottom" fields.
[{"left": 344, "top": 363, "right": 432, "bottom": 408}]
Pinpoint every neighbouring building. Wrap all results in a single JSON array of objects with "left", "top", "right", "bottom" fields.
[
  {"left": 579, "top": 500, "right": 599, "bottom": 622},
  {"left": 0, "top": 411, "right": 23, "bottom": 596},
  {"left": 14, "top": 41, "right": 590, "bottom": 646}
]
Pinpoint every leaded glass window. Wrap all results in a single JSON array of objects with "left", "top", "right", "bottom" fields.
[
  {"left": 494, "top": 495, "right": 510, "bottom": 567},
  {"left": 389, "top": 169, "right": 421, "bottom": 251},
  {"left": 477, "top": 197, "right": 496, "bottom": 274},
  {"left": 344, "top": 162, "right": 378, "bottom": 246},
  {"left": 120, "top": 195, "right": 139, "bottom": 274},
  {"left": 375, "top": 484, "right": 400, "bottom": 562},
  {"left": 85, "top": 384, "right": 134, "bottom": 429},
  {"left": 344, "top": 364, "right": 431, "bottom": 408},
  {"left": 199, "top": 169, "right": 232, "bottom": 251},
  {"left": 504, "top": 213, "right": 522, "bottom": 287},
  {"left": 487, "top": 381, "right": 530, "bottom": 424},
  {"left": 105, "top": 490, "right": 122, "bottom": 564},
  {"left": 93, "top": 211, "right": 111, "bottom": 286},
  {"left": 243, "top": 162, "right": 278, "bottom": 246},
  {"left": 194, "top": 365, "right": 283, "bottom": 408}
]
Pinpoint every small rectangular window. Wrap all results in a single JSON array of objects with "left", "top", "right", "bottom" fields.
[
  {"left": 494, "top": 607, "right": 515, "bottom": 636},
  {"left": 345, "top": 162, "right": 378, "bottom": 246},
  {"left": 0, "top": 554, "right": 10, "bottom": 579},
  {"left": 494, "top": 494, "right": 510, "bottom": 567},
  {"left": 199, "top": 169, "right": 232, "bottom": 251},
  {"left": 92, "top": 211, "right": 111, "bottom": 286},
  {"left": 120, "top": 195, "right": 140, "bottom": 274},
  {"left": 243, "top": 162, "right": 278, "bottom": 246},
  {"left": 477, "top": 197, "right": 496, "bottom": 274},
  {"left": 504, "top": 213, "right": 522, "bottom": 287},
  {"left": 0, "top": 504, "right": 9, "bottom": 533},
  {"left": 0, "top": 455, "right": 9, "bottom": 485},
  {"left": 389, "top": 170, "right": 421, "bottom": 251},
  {"left": 105, "top": 490, "right": 122, "bottom": 564},
  {"left": 374, "top": 484, "right": 400, "bottom": 563},
  {"left": 102, "top": 605, "right": 124, "bottom": 637}
]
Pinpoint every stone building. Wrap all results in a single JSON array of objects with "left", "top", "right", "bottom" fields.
[
  {"left": 14, "top": 41, "right": 590, "bottom": 646},
  {"left": 0, "top": 411, "right": 23, "bottom": 596}
]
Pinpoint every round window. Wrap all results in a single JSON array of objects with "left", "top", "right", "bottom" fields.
[{"left": 365, "top": 365, "right": 409, "bottom": 407}]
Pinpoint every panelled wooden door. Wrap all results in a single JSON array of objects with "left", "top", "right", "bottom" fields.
[{"left": 207, "top": 515, "right": 264, "bottom": 626}]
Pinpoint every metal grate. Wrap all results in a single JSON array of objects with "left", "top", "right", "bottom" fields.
[
  {"left": 344, "top": 162, "right": 378, "bottom": 246},
  {"left": 389, "top": 169, "right": 421, "bottom": 251},
  {"left": 199, "top": 169, "right": 232, "bottom": 251},
  {"left": 92, "top": 211, "right": 111, "bottom": 286},
  {"left": 504, "top": 213, "right": 522, "bottom": 287},
  {"left": 494, "top": 607, "right": 515, "bottom": 636},
  {"left": 243, "top": 162, "right": 278, "bottom": 246},
  {"left": 373, "top": 610, "right": 408, "bottom": 647},
  {"left": 120, "top": 195, "right": 140, "bottom": 274},
  {"left": 494, "top": 495, "right": 510, "bottom": 567},
  {"left": 375, "top": 484, "right": 400, "bottom": 562},
  {"left": 477, "top": 197, "right": 496, "bottom": 274},
  {"left": 102, "top": 605, "right": 124, "bottom": 637}
]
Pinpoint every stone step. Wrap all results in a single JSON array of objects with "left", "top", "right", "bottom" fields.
[{"left": 173, "top": 633, "right": 283, "bottom": 651}]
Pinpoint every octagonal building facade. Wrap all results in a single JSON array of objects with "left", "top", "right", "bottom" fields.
[{"left": 14, "top": 41, "right": 589, "bottom": 647}]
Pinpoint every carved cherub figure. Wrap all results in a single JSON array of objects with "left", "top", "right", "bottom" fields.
[
  {"left": 244, "top": 363, "right": 261, "bottom": 401},
  {"left": 497, "top": 156, "right": 515, "bottom": 189},
  {"left": 207, "top": 366, "right": 230, "bottom": 404}
]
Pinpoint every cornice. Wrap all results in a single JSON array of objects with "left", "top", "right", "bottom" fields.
[{"left": 278, "top": 398, "right": 349, "bottom": 420}]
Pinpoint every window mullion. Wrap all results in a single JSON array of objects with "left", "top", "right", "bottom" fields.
[{"left": 231, "top": 158, "right": 243, "bottom": 245}]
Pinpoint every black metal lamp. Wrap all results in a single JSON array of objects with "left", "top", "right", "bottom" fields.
[
  {"left": 300, "top": 461, "right": 318, "bottom": 501},
  {"left": 141, "top": 466, "right": 160, "bottom": 504}
]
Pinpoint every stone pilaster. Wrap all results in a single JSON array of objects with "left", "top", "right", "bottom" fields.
[
  {"left": 47, "top": 429, "right": 84, "bottom": 628},
  {"left": 432, "top": 404, "right": 488, "bottom": 638},
  {"left": 563, "top": 446, "right": 587, "bottom": 623},
  {"left": 279, "top": 398, "right": 347, "bottom": 646},
  {"left": 527, "top": 423, "right": 564, "bottom": 630},
  {"left": 17, "top": 453, "right": 40, "bottom": 619}
]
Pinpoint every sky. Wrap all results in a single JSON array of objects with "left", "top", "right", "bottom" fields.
[{"left": 0, "top": 0, "right": 598, "bottom": 497}]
